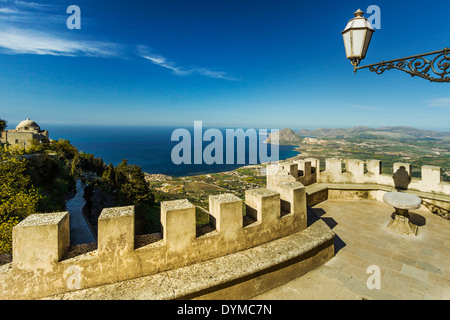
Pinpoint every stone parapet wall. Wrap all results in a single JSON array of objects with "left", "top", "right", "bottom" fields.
[
  {"left": 0, "top": 182, "right": 309, "bottom": 299},
  {"left": 45, "top": 218, "right": 335, "bottom": 300},
  {"left": 268, "top": 158, "right": 450, "bottom": 196}
]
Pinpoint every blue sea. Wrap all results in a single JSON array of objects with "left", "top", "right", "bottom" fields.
[{"left": 46, "top": 125, "right": 300, "bottom": 177}]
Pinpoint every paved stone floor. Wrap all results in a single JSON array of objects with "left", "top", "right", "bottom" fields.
[{"left": 254, "top": 199, "right": 450, "bottom": 300}]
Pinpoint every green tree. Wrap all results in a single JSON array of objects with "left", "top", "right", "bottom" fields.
[
  {"left": 50, "top": 139, "right": 78, "bottom": 159},
  {"left": 25, "top": 153, "right": 76, "bottom": 213},
  {"left": 115, "top": 160, "right": 153, "bottom": 205},
  {"left": 105, "top": 160, "right": 157, "bottom": 234},
  {"left": 0, "top": 118, "right": 7, "bottom": 132},
  {"left": 101, "top": 163, "right": 117, "bottom": 191},
  {"left": 78, "top": 152, "right": 106, "bottom": 177},
  {"left": 0, "top": 148, "right": 42, "bottom": 254},
  {"left": 70, "top": 153, "right": 81, "bottom": 176}
]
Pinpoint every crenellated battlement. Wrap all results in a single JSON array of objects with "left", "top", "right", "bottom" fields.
[
  {"left": 0, "top": 181, "right": 309, "bottom": 299},
  {"left": 5, "top": 157, "right": 447, "bottom": 299},
  {"left": 268, "top": 158, "right": 450, "bottom": 196},
  {"left": 267, "top": 158, "right": 450, "bottom": 222}
]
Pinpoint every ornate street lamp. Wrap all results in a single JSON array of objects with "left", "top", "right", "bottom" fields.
[
  {"left": 342, "top": 9, "right": 450, "bottom": 83},
  {"left": 341, "top": 9, "right": 375, "bottom": 70}
]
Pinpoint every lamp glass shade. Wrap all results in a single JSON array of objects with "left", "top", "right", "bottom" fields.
[{"left": 342, "top": 10, "right": 375, "bottom": 63}]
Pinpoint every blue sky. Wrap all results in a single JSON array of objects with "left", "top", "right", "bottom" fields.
[{"left": 0, "top": 0, "right": 449, "bottom": 131}]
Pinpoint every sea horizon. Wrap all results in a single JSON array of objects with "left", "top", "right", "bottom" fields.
[
  {"left": 44, "top": 124, "right": 300, "bottom": 177},
  {"left": 23, "top": 121, "right": 450, "bottom": 134}
]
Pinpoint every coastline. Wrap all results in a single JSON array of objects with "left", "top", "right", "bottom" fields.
[
  {"left": 287, "top": 146, "right": 304, "bottom": 162},
  {"left": 144, "top": 144, "right": 303, "bottom": 180}
]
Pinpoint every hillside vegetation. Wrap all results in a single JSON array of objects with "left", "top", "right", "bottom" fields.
[{"left": 0, "top": 136, "right": 159, "bottom": 254}]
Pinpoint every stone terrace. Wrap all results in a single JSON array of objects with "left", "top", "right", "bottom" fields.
[{"left": 254, "top": 199, "right": 450, "bottom": 300}]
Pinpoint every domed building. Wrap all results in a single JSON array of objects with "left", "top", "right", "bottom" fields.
[
  {"left": 0, "top": 118, "right": 49, "bottom": 149},
  {"left": 15, "top": 118, "right": 42, "bottom": 132}
]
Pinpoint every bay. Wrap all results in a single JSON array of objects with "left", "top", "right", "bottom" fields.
[{"left": 46, "top": 124, "right": 300, "bottom": 177}]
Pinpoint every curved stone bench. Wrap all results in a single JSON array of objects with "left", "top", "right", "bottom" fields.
[{"left": 44, "top": 219, "right": 335, "bottom": 300}]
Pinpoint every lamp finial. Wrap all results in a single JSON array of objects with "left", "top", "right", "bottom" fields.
[{"left": 354, "top": 9, "right": 364, "bottom": 17}]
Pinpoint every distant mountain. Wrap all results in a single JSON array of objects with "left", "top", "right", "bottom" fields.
[
  {"left": 266, "top": 128, "right": 303, "bottom": 145},
  {"left": 297, "top": 126, "right": 450, "bottom": 141}
]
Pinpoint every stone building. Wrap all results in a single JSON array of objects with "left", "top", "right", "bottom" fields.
[{"left": 0, "top": 118, "right": 49, "bottom": 149}]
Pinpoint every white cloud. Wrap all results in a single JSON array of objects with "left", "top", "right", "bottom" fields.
[
  {"left": 0, "top": 28, "right": 122, "bottom": 57},
  {"left": 0, "top": 7, "right": 18, "bottom": 13},
  {"left": 195, "top": 68, "right": 234, "bottom": 80},
  {"left": 0, "top": 0, "right": 54, "bottom": 9},
  {"left": 141, "top": 51, "right": 237, "bottom": 80},
  {"left": 426, "top": 98, "right": 450, "bottom": 108},
  {"left": 0, "top": 1, "right": 104, "bottom": 57},
  {"left": 0, "top": 4, "right": 236, "bottom": 79},
  {"left": 13, "top": 1, "right": 51, "bottom": 8},
  {"left": 0, "top": 0, "right": 72, "bottom": 30},
  {"left": 141, "top": 54, "right": 187, "bottom": 75}
]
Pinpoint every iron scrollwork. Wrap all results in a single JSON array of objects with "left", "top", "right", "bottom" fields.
[{"left": 359, "top": 48, "right": 450, "bottom": 83}]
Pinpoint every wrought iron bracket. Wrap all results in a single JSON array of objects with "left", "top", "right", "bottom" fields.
[{"left": 355, "top": 48, "right": 450, "bottom": 83}]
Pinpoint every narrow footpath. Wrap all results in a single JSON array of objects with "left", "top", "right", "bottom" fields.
[{"left": 66, "top": 180, "right": 96, "bottom": 245}]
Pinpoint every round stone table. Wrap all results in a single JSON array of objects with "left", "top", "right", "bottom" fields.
[{"left": 383, "top": 192, "right": 422, "bottom": 236}]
